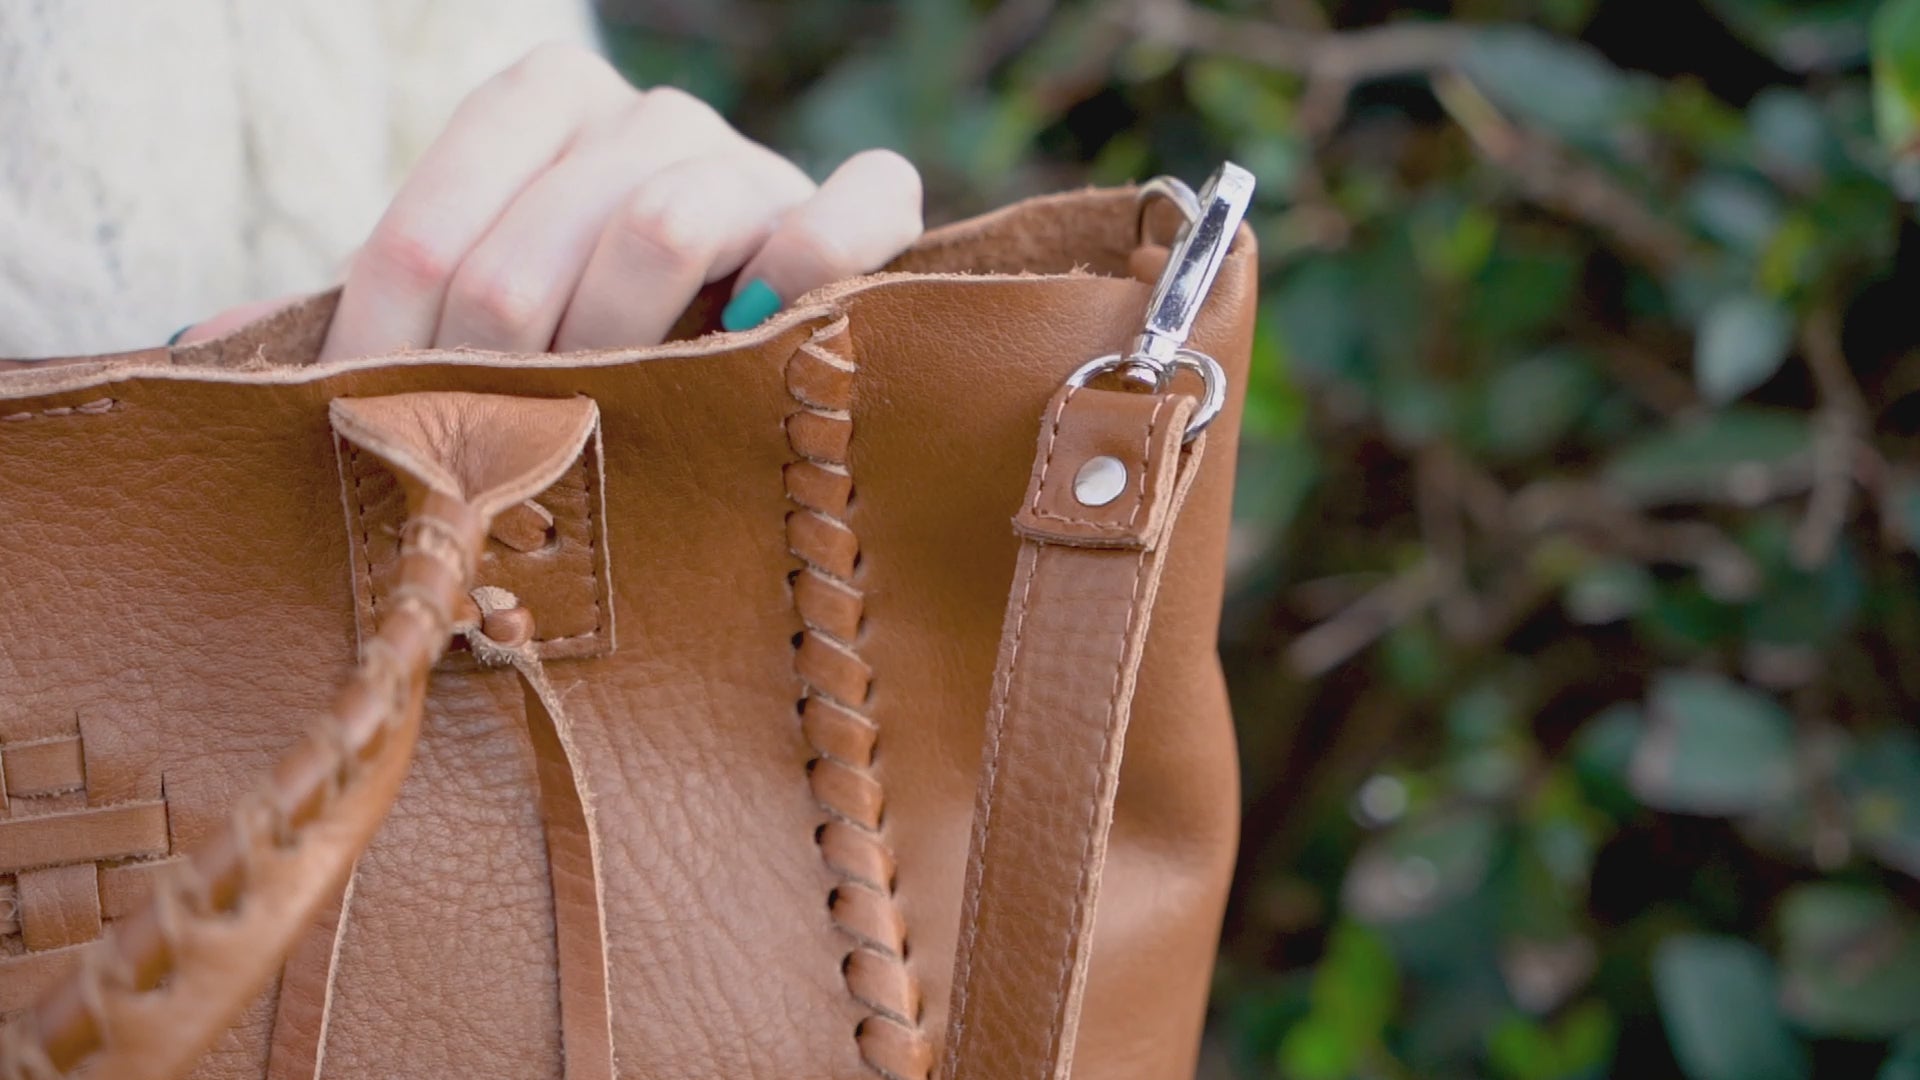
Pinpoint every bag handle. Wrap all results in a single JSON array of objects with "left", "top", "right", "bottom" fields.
[
  {"left": 942, "top": 163, "right": 1251, "bottom": 1080},
  {"left": 0, "top": 393, "right": 599, "bottom": 1080}
]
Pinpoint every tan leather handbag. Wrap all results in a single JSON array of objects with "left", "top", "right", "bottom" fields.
[{"left": 0, "top": 164, "right": 1256, "bottom": 1080}]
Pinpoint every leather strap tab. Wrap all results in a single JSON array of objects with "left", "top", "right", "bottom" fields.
[
  {"left": 944, "top": 385, "right": 1204, "bottom": 1080},
  {"left": 1013, "top": 384, "right": 1191, "bottom": 549}
]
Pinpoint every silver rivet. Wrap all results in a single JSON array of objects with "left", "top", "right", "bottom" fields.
[{"left": 1072, "top": 455, "right": 1128, "bottom": 507}]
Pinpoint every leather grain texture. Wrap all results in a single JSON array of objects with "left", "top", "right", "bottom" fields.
[{"left": 0, "top": 187, "right": 1253, "bottom": 1079}]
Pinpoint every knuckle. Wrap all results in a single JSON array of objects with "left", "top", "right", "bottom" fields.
[
  {"left": 448, "top": 268, "right": 545, "bottom": 339},
  {"left": 614, "top": 192, "right": 716, "bottom": 270},
  {"left": 637, "top": 84, "right": 721, "bottom": 125},
  {"left": 511, "top": 41, "right": 603, "bottom": 85},
  {"left": 785, "top": 225, "right": 863, "bottom": 280},
  {"left": 360, "top": 225, "right": 457, "bottom": 291}
]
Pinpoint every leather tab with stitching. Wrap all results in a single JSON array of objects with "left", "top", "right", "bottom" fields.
[{"left": 1013, "top": 386, "right": 1189, "bottom": 549}]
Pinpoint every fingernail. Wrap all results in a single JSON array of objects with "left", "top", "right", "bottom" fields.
[
  {"left": 166, "top": 324, "right": 192, "bottom": 346},
  {"left": 722, "top": 278, "right": 781, "bottom": 332}
]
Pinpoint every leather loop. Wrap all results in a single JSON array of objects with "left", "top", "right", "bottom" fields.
[{"left": 944, "top": 386, "right": 1205, "bottom": 1080}]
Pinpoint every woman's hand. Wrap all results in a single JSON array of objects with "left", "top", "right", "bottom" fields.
[{"left": 181, "top": 43, "right": 923, "bottom": 359}]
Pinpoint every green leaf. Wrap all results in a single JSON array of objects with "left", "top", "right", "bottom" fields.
[
  {"left": 1487, "top": 1000, "right": 1616, "bottom": 1080},
  {"left": 1604, "top": 408, "right": 1812, "bottom": 506},
  {"left": 1344, "top": 810, "right": 1500, "bottom": 924},
  {"left": 1411, "top": 197, "right": 1500, "bottom": 284},
  {"left": 1740, "top": 516, "right": 1864, "bottom": 646},
  {"left": 1874, "top": 0, "right": 1920, "bottom": 196},
  {"left": 1465, "top": 244, "right": 1581, "bottom": 348},
  {"left": 1777, "top": 883, "right": 1920, "bottom": 1036},
  {"left": 1461, "top": 27, "right": 1650, "bottom": 146},
  {"left": 1653, "top": 935, "right": 1810, "bottom": 1080},
  {"left": 1279, "top": 922, "right": 1400, "bottom": 1079},
  {"left": 1564, "top": 560, "right": 1655, "bottom": 625},
  {"left": 1572, "top": 704, "right": 1645, "bottom": 819},
  {"left": 1888, "top": 475, "right": 1920, "bottom": 552},
  {"left": 1629, "top": 672, "right": 1797, "bottom": 815},
  {"left": 1839, "top": 729, "right": 1920, "bottom": 879},
  {"left": 1686, "top": 174, "right": 1784, "bottom": 256},
  {"left": 1471, "top": 349, "right": 1603, "bottom": 459},
  {"left": 1749, "top": 89, "right": 1834, "bottom": 182},
  {"left": 1637, "top": 581, "right": 1746, "bottom": 653},
  {"left": 1703, "top": 0, "right": 1875, "bottom": 73},
  {"left": 1277, "top": 1016, "right": 1353, "bottom": 1080},
  {"left": 1695, "top": 294, "right": 1795, "bottom": 405},
  {"left": 1272, "top": 260, "right": 1364, "bottom": 384}
]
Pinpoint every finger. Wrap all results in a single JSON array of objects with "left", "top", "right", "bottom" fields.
[
  {"left": 724, "top": 149, "right": 923, "bottom": 329},
  {"left": 172, "top": 294, "right": 303, "bottom": 346},
  {"left": 320, "top": 44, "right": 633, "bottom": 362},
  {"left": 550, "top": 150, "right": 815, "bottom": 351},
  {"left": 435, "top": 90, "right": 776, "bottom": 352}
]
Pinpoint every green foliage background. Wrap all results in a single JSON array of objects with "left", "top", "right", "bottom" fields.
[{"left": 606, "top": 1, "right": 1920, "bottom": 1075}]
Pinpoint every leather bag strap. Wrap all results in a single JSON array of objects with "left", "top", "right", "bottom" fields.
[
  {"left": 0, "top": 393, "right": 599, "bottom": 1080},
  {"left": 943, "top": 384, "right": 1205, "bottom": 1080}
]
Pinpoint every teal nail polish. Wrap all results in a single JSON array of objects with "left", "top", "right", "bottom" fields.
[{"left": 722, "top": 278, "right": 781, "bottom": 331}]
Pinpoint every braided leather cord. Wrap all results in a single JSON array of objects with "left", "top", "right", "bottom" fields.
[{"left": 783, "top": 315, "right": 933, "bottom": 1080}]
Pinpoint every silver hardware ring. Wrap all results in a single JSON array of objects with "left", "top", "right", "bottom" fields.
[
  {"left": 1064, "top": 348, "right": 1227, "bottom": 443},
  {"left": 1135, "top": 176, "right": 1201, "bottom": 245}
]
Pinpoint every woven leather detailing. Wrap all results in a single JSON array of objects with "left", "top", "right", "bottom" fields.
[
  {"left": 784, "top": 316, "right": 933, "bottom": 1080},
  {"left": 0, "top": 498, "right": 481, "bottom": 1080},
  {"left": 0, "top": 725, "right": 177, "bottom": 1016}
]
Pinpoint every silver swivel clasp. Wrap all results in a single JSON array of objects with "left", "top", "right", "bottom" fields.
[{"left": 1064, "top": 161, "right": 1255, "bottom": 442}]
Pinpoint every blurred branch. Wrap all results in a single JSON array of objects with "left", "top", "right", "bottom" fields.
[
  {"left": 1128, "top": 0, "right": 1467, "bottom": 137},
  {"left": 1265, "top": 0, "right": 1331, "bottom": 32},
  {"left": 1793, "top": 303, "right": 1871, "bottom": 567},
  {"left": 1131, "top": 1, "right": 1697, "bottom": 277},
  {"left": 1432, "top": 73, "right": 1696, "bottom": 275},
  {"left": 1288, "top": 559, "right": 1446, "bottom": 677},
  {"left": 1128, "top": 0, "right": 1468, "bottom": 82},
  {"left": 968, "top": 0, "right": 1060, "bottom": 81},
  {"left": 1513, "top": 481, "right": 1762, "bottom": 597},
  {"left": 1598, "top": 338, "right": 1699, "bottom": 418}
]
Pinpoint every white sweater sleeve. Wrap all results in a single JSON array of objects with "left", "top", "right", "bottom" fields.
[{"left": 0, "top": 0, "right": 598, "bottom": 358}]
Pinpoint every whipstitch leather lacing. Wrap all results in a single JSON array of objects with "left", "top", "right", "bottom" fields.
[{"left": 782, "top": 315, "right": 933, "bottom": 1080}]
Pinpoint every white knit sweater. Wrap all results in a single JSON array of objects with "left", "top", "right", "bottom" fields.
[{"left": 0, "top": 0, "right": 597, "bottom": 357}]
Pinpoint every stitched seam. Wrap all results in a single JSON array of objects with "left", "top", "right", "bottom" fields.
[
  {"left": 0, "top": 399, "right": 118, "bottom": 422},
  {"left": 349, "top": 445, "right": 381, "bottom": 629},
  {"left": 0, "top": 736, "right": 80, "bottom": 752},
  {"left": 541, "top": 439, "right": 608, "bottom": 647},
  {"left": 1042, "top": 547, "right": 1154, "bottom": 1079},
  {"left": 0, "top": 786, "right": 82, "bottom": 799},
  {"left": 784, "top": 315, "right": 929, "bottom": 1080},
  {"left": 1026, "top": 386, "right": 1079, "bottom": 515},
  {"left": 946, "top": 541, "right": 1038, "bottom": 1067}
]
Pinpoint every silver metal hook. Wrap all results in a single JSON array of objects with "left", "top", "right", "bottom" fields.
[{"left": 1068, "top": 162, "right": 1255, "bottom": 442}]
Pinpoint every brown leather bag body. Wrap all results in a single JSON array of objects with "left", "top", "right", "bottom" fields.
[{"left": 0, "top": 169, "right": 1256, "bottom": 1080}]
